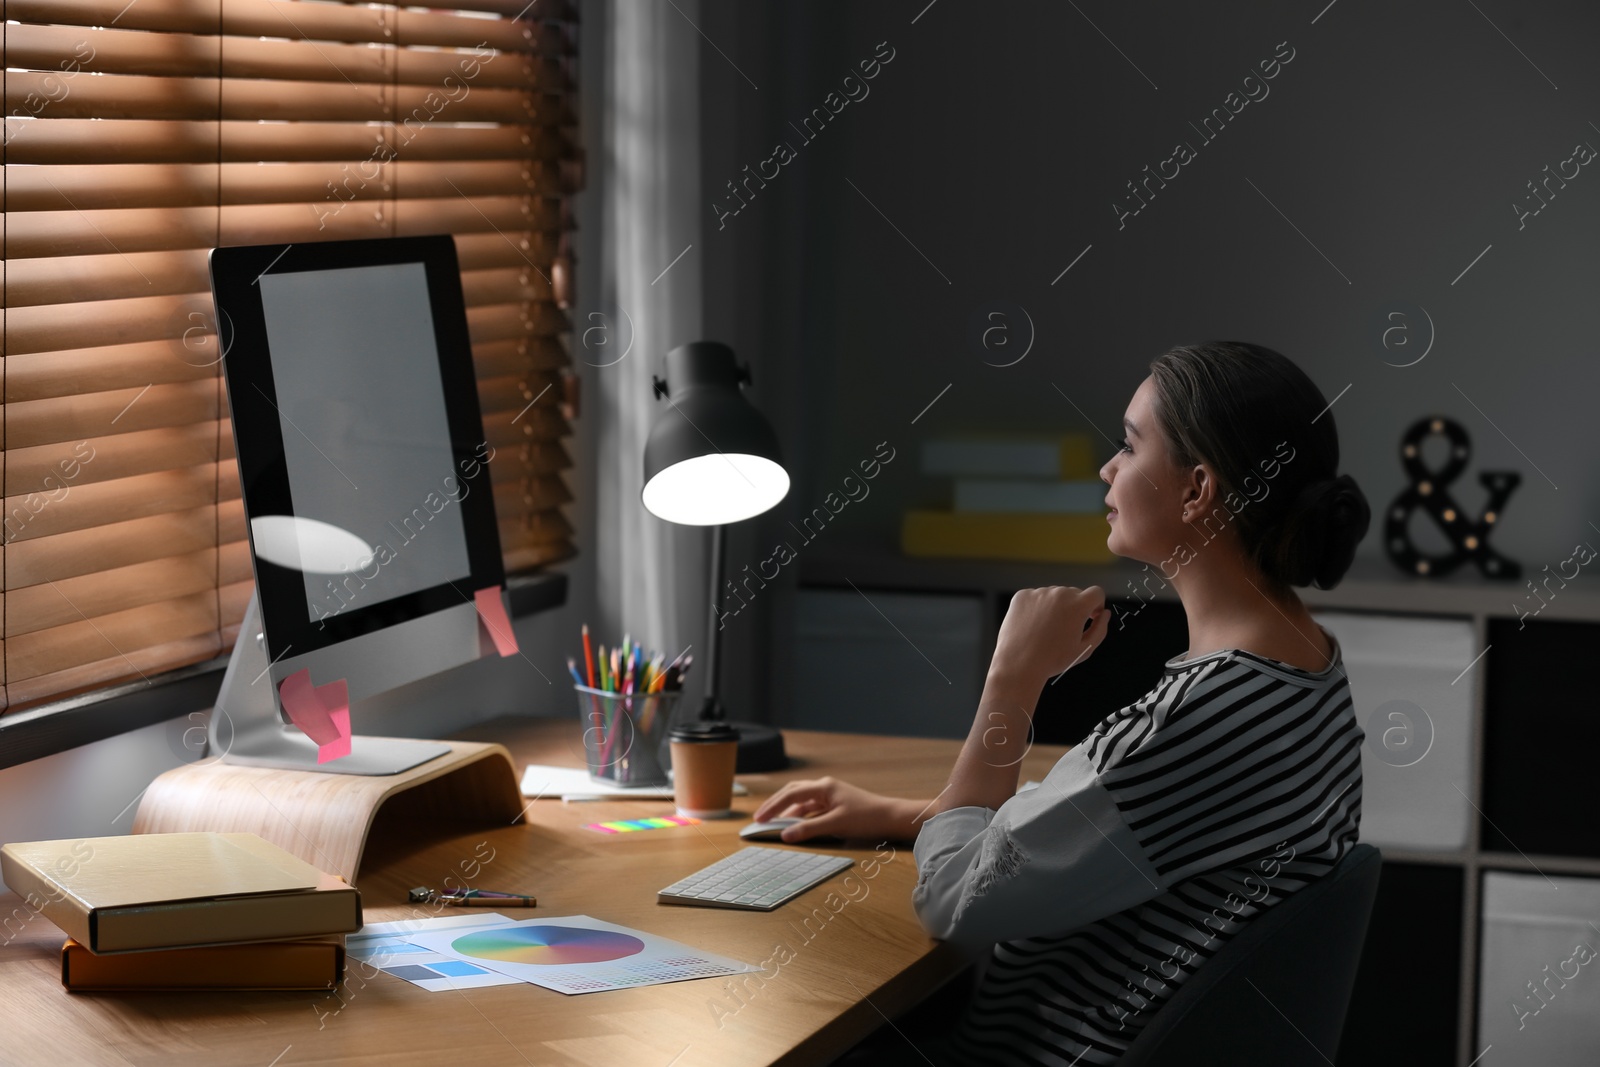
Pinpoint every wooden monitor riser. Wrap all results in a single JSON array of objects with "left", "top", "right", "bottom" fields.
[{"left": 131, "top": 740, "right": 525, "bottom": 884}]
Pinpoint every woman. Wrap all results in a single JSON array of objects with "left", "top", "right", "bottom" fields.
[{"left": 754, "top": 341, "right": 1373, "bottom": 1065}]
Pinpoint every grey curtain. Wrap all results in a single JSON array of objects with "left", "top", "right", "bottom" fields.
[{"left": 591, "top": 0, "right": 710, "bottom": 699}]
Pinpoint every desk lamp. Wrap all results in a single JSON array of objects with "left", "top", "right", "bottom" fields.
[{"left": 643, "top": 340, "right": 790, "bottom": 772}]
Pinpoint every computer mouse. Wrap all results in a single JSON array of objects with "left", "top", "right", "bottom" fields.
[{"left": 739, "top": 818, "right": 804, "bottom": 841}]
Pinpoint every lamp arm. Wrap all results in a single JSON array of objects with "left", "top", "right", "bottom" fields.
[{"left": 701, "top": 522, "right": 726, "bottom": 721}]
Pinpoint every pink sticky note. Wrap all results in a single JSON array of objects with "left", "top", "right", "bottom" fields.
[
  {"left": 319, "top": 707, "right": 352, "bottom": 763},
  {"left": 475, "top": 586, "right": 519, "bottom": 657},
  {"left": 278, "top": 668, "right": 353, "bottom": 763}
]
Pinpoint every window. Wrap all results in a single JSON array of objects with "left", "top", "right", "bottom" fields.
[{"left": 2, "top": 0, "right": 581, "bottom": 712}]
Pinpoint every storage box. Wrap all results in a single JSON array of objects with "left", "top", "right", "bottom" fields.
[
  {"left": 1316, "top": 611, "right": 1475, "bottom": 850},
  {"left": 1477, "top": 871, "right": 1600, "bottom": 1062}
]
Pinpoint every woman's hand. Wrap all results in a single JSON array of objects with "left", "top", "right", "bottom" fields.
[
  {"left": 751, "top": 777, "right": 927, "bottom": 843},
  {"left": 990, "top": 585, "right": 1111, "bottom": 686}
]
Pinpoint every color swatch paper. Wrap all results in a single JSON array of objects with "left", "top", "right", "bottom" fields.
[
  {"left": 451, "top": 925, "right": 643, "bottom": 966},
  {"left": 404, "top": 914, "right": 760, "bottom": 995},
  {"left": 348, "top": 913, "right": 520, "bottom": 992}
]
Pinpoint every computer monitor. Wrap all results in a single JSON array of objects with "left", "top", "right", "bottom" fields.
[{"left": 206, "top": 235, "right": 508, "bottom": 775}]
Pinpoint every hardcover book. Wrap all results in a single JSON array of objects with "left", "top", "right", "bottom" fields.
[
  {"left": 61, "top": 935, "right": 346, "bottom": 991},
  {"left": 0, "top": 832, "right": 361, "bottom": 953}
]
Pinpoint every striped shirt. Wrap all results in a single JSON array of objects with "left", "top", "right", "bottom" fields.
[{"left": 911, "top": 625, "right": 1363, "bottom": 1065}]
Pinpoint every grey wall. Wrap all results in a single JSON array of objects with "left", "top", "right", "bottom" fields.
[{"left": 691, "top": 0, "right": 1600, "bottom": 726}]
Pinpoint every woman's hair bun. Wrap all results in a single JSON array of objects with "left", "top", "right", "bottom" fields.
[
  {"left": 1148, "top": 341, "right": 1374, "bottom": 592},
  {"left": 1288, "top": 474, "right": 1372, "bottom": 589}
]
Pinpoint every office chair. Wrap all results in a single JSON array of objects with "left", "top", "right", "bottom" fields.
[{"left": 1118, "top": 842, "right": 1382, "bottom": 1066}]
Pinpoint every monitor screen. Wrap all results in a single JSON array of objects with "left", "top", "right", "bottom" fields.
[{"left": 258, "top": 262, "right": 472, "bottom": 624}]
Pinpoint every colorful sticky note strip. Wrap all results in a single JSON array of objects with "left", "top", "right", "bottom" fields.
[{"left": 583, "top": 816, "right": 702, "bottom": 834}]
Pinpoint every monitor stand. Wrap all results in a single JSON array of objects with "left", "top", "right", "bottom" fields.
[
  {"left": 132, "top": 594, "right": 526, "bottom": 883},
  {"left": 211, "top": 594, "right": 450, "bottom": 776}
]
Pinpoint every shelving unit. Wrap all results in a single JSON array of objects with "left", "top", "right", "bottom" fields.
[
  {"left": 791, "top": 542, "right": 1600, "bottom": 1067},
  {"left": 797, "top": 546, "right": 1600, "bottom": 625}
]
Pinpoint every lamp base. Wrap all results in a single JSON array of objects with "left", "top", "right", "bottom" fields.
[
  {"left": 726, "top": 721, "right": 789, "bottom": 773},
  {"left": 695, "top": 695, "right": 789, "bottom": 772}
]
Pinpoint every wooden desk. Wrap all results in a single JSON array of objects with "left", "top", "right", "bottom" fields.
[{"left": 0, "top": 717, "right": 1069, "bottom": 1067}]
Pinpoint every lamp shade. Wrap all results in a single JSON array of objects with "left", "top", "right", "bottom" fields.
[{"left": 642, "top": 341, "right": 789, "bottom": 526}]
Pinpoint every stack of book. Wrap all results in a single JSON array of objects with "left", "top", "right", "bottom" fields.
[
  {"left": 902, "top": 434, "right": 1115, "bottom": 563},
  {"left": 0, "top": 831, "right": 361, "bottom": 992}
]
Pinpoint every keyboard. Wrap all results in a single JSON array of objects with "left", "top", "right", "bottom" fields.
[{"left": 658, "top": 846, "right": 854, "bottom": 911}]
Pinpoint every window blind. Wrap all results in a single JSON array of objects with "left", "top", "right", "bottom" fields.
[{"left": 2, "top": 0, "right": 582, "bottom": 711}]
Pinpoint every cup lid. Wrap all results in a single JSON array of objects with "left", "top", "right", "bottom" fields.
[{"left": 669, "top": 721, "right": 741, "bottom": 743}]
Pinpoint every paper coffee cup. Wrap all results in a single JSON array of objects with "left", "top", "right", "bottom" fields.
[{"left": 669, "top": 722, "right": 740, "bottom": 818}]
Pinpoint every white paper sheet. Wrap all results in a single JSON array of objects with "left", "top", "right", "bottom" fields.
[{"left": 520, "top": 763, "right": 748, "bottom": 801}]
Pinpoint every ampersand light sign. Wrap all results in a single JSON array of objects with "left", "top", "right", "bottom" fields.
[{"left": 1385, "top": 417, "right": 1520, "bottom": 579}]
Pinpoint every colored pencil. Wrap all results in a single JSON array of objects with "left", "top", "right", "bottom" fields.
[
  {"left": 596, "top": 645, "right": 611, "bottom": 761},
  {"left": 582, "top": 624, "right": 595, "bottom": 689},
  {"left": 597, "top": 666, "right": 615, "bottom": 765},
  {"left": 576, "top": 629, "right": 604, "bottom": 768},
  {"left": 598, "top": 695, "right": 616, "bottom": 768},
  {"left": 587, "top": 684, "right": 606, "bottom": 758},
  {"left": 609, "top": 644, "right": 626, "bottom": 764},
  {"left": 627, "top": 646, "right": 643, "bottom": 731}
]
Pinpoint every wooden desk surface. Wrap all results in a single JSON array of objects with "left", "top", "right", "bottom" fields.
[{"left": 0, "top": 717, "right": 1069, "bottom": 1067}]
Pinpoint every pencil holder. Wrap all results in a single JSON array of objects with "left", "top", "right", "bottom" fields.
[{"left": 573, "top": 684, "right": 685, "bottom": 786}]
